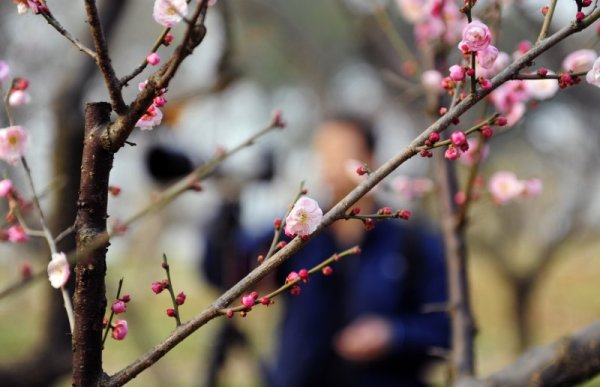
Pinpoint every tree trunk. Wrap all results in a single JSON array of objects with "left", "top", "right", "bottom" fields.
[{"left": 73, "top": 102, "right": 114, "bottom": 386}]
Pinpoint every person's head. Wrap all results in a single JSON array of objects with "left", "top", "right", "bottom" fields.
[{"left": 313, "top": 113, "right": 376, "bottom": 202}]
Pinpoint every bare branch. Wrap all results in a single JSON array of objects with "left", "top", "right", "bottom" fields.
[
  {"left": 83, "top": 0, "right": 127, "bottom": 114},
  {"left": 38, "top": 9, "right": 98, "bottom": 60},
  {"left": 458, "top": 321, "right": 600, "bottom": 387},
  {"left": 119, "top": 27, "right": 172, "bottom": 87}
]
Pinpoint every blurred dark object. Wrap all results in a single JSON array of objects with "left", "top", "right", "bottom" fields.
[
  {"left": 145, "top": 145, "right": 195, "bottom": 183},
  {"left": 145, "top": 144, "right": 276, "bottom": 184}
]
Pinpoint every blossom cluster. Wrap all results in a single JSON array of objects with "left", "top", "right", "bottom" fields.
[
  {"left": 135, "top": 80, "right": 167, "bottom": 130},
  {"left": 488, "top": 171, "right": 542, "bottom": 205},
  {"left": 104, "top": 293, "right": 132, "bottom": 341},
  {"left": 396, "top": 0, "right": 466, "bottom": 47}
]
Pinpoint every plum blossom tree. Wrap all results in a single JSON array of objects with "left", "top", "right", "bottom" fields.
[{"left": 1, "top": 0, "right": 600, "bottom": 386}]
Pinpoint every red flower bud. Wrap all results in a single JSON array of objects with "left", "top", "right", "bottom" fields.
[
  {"left": 397, "top": 209, "right": 412, "bottom": 220},
  {"left": 298, "top": 269, "right": 309, "bottom": 281}
]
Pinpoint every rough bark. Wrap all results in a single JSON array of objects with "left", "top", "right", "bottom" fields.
[
  {"left": 458, "top": 321, "right": 600, "bottom": 387},
  {"left": 73, "top": 102, "right": 114, "bottom": 386}
]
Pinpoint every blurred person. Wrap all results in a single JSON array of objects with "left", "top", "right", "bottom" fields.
[{"left": 202, "top": 114, "right": 450, "bottom": 387}]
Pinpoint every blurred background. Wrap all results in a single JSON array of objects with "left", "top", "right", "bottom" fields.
[{"left": 1, "top": 0, "right": 600, "bottom": 386}]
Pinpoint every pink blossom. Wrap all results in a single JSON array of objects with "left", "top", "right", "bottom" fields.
[
  {"left": 138, "top": 80, "right": 148, "bottom": 92},
  {"left": 153, "top": 0, "right": 188, "bottom": 28},
  {"left": 421, "top": 70, "right": 443, "bottom": 93},
  {"left": 586, "top": 57, "right": 600, "bottom": 87},
  {"left": 14, "top": 0, "right": 39, "bottom": 15},
  {"left": 460, "top": 139, "right": 489, "bottom": 167},
  {"left": 414, "top": 18, "right": 445, "bottom": 45},
  {"left": 504, "top": 102, "right": 526, "bottom": 126},
  {"left": 284, "top": 196, "right": 323, "bottom": 237},
  {"left": 0, "top": 125, "right": 29, "bottom": 164},
  {"left": 390, "top": 176, "right": 433, "bottom": 200},
  {"left": 241, "top": 294, "right": 255, "bottom": 308},
  {"left": 477, "top": 45, "right": 499, "bottom": 69},
  {"left": 0, "top": 179, "right": 13, "bottom": 197},
  {"left": 444, "top": 147, "right": 460, "bottom": 160},
  {"left": 563, "top": 49, "right": 597, "bottom": 72},
  {"left": 135, "top": 105, "right": 163, "bottom": 130},
  {"left": 8, "top": 90, "right": 30, "bottom": 107},
  {"left": 478, "top": 77, "right": 493, "bottom": 90},
  {"left": 47, "top": 252, "right": 70, "bottom": 288},
  {"left": 488, "top": 171, "right": 525, "bottom": 204},
  {"left": 512, "top": 40, "right": 532, "bottom": 61},
  {"left": 8, "top": 225, "right": 28, "bottom": 243},
  {"left": 0, "top": 61, "right": 9, "bottom": 82},
  {"left": 450, "top": 131, "right": 467, "bottom": 146},
  {"left": 460, "top": 21, "right": 492, "bottom": 52},
  {"left": 523, "top": 178, "right": 543, "bottom": 197},
  {"left": 176, "top": 291, "right": 186, "bottom": 305},
  {"left": 111, "top": 300, "right": 127, "bottom": 314},
  {"left": 488, "top": 81, "right": 529, "bottom": 126},
  {"left": 208, "top": 0, "right": 218, "bottom": 6},
  {"left": 476, "top": 50, "right": 509, "bottom": 78},
  {"left": 524, "top": 74, "right": 559, "bottom": 100},
  {"left": 151, "top": 281, "right": 165, "bottom": 294},
  {"left": 111, "top": 319, "right": 128, "bottom": 340},
  {"left": 449, "top": 65, "right": 465, "bottom": 81},
  {"left": 395, "top": 0, "right": 428, "bottom": 23},
  {"left": 146, "top": 52, "right": 161, "bottom": 66},
  {"left": 153, "top": 95, "right": 167, "bottom": 107}
]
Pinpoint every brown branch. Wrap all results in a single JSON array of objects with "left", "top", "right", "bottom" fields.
[
  {"left": 84, "top": 0, "right": 127, "bottom": 114},
  {"left": 102, "top": 14, "right": 600, "bottom": 385},
  {"left": 104, "top": 1, "right": 209, "bottom": 151},
  {"left": 537, "top": 0, "right": 558, "bottom": 43},
  {"left": 435, "top": 151, "right": 477, "bottom": 381},
  {"left": 458, "top": 321, "right": 600, "bottom": 387},
  {"left": 38, "top": 9, "right": 98, "bottom": 60},
  {"left": 0, "top": 118, "right": 279, "bottom": 301},
  {"left": 513, "top": 71, "right": 587, "bottom": 80}
]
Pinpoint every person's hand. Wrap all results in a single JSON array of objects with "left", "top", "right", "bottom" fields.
[{"left": 334, "top": 315, "right": 394, "bottom": 362}]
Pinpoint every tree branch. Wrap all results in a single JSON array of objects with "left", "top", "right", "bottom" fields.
[
  {"left": 38, "top": 8, "right": 98, "bottom": 60},
  {"left": 97, "top": 11, "right": 600, "bottom": 385},
  {"left": 458, "top": 321, "right": 600, "bottom": 387},
  {"left": 83, "top": 0, "right": 127, "bottom": 114},
  {"left": 104, "top": 1, "right": 209, "bottom": 151}
]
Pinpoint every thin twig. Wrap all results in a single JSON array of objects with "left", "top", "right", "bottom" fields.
[
  {"left": 119, "top": 28, "right": 171, "bottom": 87},
  {"left": 38, "top": 8, "right": 98, "bottom": 60},
  {"left": 101, "top": 278, "right": 124, "bottom": 347},
  {"left": 220, "top": 246, "right": 360, "bottom": 315},
  {"left": 162, "top": 254, "right": 182, "bottom": 327},
  {"left": 455, "top": 132, "right": 486, "bottom": 229},
  {"left": 0, "top": 118, "right": 280, "bottom": 301},
  {"left": 513, "top": 70, "right": 587, "bottom": 80},
  {"left": 21, "top": 157, "right": 75, "bottom": 332},
  {"left": 537, "top": 0, "right": 558, "bottom": 43},
  {"left": 263, "top": 181, "right": 305, "bottom": 262},
  {"left": 374, "top": 7, "right": 421, "bottom": 75}
]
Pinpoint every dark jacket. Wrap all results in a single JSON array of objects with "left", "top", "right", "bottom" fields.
[{"left": 203, "top": 210, "right": 449, "bottom": 387}]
